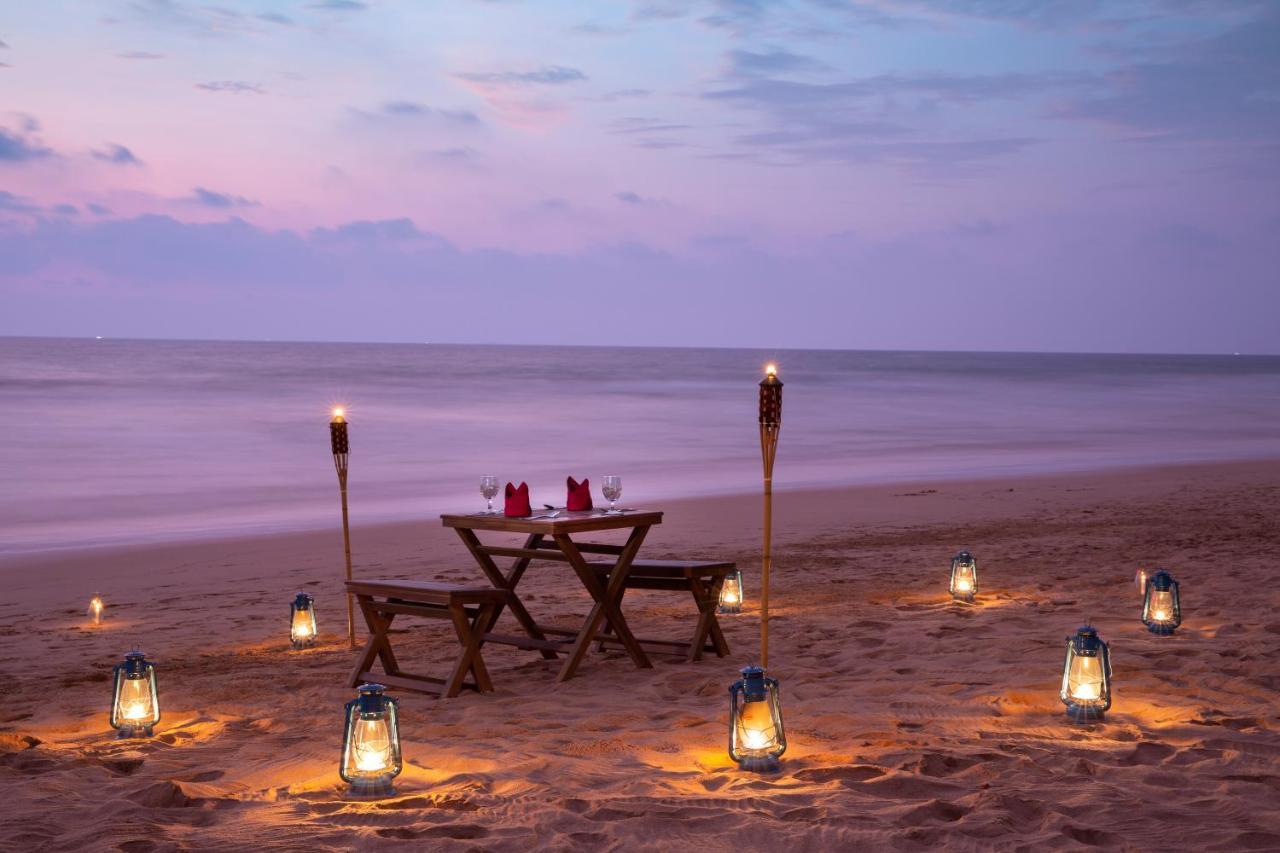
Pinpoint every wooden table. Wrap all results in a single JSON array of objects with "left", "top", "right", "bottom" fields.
[{"left": 440, "top": 510, "right": 663, "bottom": 682}]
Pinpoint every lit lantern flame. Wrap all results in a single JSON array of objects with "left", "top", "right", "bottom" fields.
[
  {"left": 110, "top": 650, "right": 160, "bottom": 737},
  {"left": 352, "top": 718, "right": 392, "bottom": 772},
  {"left": 728, "top": 666, "right": 786, "bottom": 770},
  {"left": 88, "top": 595, "right": 104, "bottom": 625},
  {"left": 332, "top": 407, "right": 345, "bottom": 420},
  {"left": 1141, "top": 570, "right": 1181, "bottom": 635},
  {"left": 1059, "top": 625, "right": 1111, "bottom": 722},
  {"left": 764, "top": 363, "right": 778, "bottom": 378},
  {"left": 290, "top": 592, "right": 318, "bottom": 649},
  {"left": 1068, "top": 655, "right": 1104, "bottom": 701},
  {"left": 340, "top": 683, "right": 402, "bottom": 796},
  {"left": 718, "top": 570, "right": 744, "bottom": 614},
  {"left": 736, "top": 698, "right": 779, "bottom": 751},
  {"left": 949, "top": 551, "right": 978, "bottom": 602}
]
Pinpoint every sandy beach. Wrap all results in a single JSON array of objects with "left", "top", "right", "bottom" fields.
[{"left": 2, "top": 459, "right": 1278, "bottom": 851}]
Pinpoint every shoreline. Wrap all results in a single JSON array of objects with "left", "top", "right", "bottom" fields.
[{"left": 11, "top": 453, "right": 1280, "bottom": 560}]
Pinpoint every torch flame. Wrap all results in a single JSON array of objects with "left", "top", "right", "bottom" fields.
[
  {"left": 764, "top": 363, "right": 778, "bottom": 378},
  {"left": 332, "top": 407, "right": 345, "bottom": 419}
]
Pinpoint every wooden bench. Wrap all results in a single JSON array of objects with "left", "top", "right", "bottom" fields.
[
  {"left": 346, "top": 579, "right": 508, "bottom": 698},
  {"left": 587, "top": 559, "right": 734, "bottom": 662}
]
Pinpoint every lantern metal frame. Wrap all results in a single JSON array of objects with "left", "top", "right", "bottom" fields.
[
  {"left": 1059, "top": 625, "right": 1112, "bottom": 723},
  {"left": 718, "top": 569, "right": 744, "bottom": 615},
  {"left": 728, "top": 665, "right": 787, "bottom": 772},
  {"left": 1141, "top": 569, "right": 1181, "bottom": 636},
  {"left": 290, "top": 592, "right": 318, "bottom": 649},
  {"left": 340, "top": 683, "right": 402, "bottom": 797},
  {"left": 949, "top": 550, "right": 978, "bottom": 603},
  {"left": 110, "top": 650, "right": 160, "bottom": 738}
]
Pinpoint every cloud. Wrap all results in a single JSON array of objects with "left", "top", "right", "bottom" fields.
[
  {"left": 195, "top": 80, "right": 265, "bottom": 94},
  {"left": 615, "top": 191, "right": 669, "bottom": 207},
  {"left": 704, "top": 71, "right": 1078, "bottom": 169},
  {"left": 6, "top": 210, "right": 1274, "bottom": 353},
  {"left": 117, "top": 51, "right": 164, "bottom": 60},
  {"left": 189, "top": 187, "right": 259, "bottom": 208},
  {"left": 258, "top": 12, "right": 294, "bottom": 25},
  {"left": 349, "top": 101, "right": 482, "bottom": 127},
  {"left": 92, "top": 144, "right": 142, "bottom": 166},
  {"left": 309, "top": 218, "right": 445, "bottom": 245},
  {"left": 52, "top": 203, "right": 78, "bottom": 216},
  {"left": 0, "top": 125, "right": 54, "bottom": 162},
  {"left": 0, "top": 190, "right": 38, "bottom": 212},
  {"left": 1055, "top": 6, "right": 1280, "bottom": 140},
  {"left": 306, "top": 0, "right": 368, "bottom": 10},
  {"left": 729, "top": 48, "right": 830, "bottom": 76},
  {"left": 455, "top": 65, "right": 587, "bottom": 86},
  {"left": 0, "top": 39, "right": 8, "bottom": 48},
  {"left": 583, "top": 88, "right": 652, "bottom": 103},
  {"left": 87, "top": 203, "right": 112, "bottom": 216}
]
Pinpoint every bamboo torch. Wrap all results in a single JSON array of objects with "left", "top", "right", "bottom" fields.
[
  {"left": 726, "top": 363, "right": 787, "bottom": 773},
  {"left": 330, "top": 408, "right": 355, "bottom": 649},
  {"left": 758, "top": 364, "right": 782, "bottom": 667}
]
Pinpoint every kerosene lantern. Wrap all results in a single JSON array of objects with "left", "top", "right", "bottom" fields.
[
  {"left": 110, "top": 650, "right": 160, "bottom": 737},
  {"left": 290, "top": 592, "right": 318, "bottom": 649},
  {"left": 340, "top": 683, "right": 402, "bottom": 797},
  {"left": 718, "top": 570, "right": 744, "bottom": 614},
  {"left": 728, "top": 665, "right": 786, "bottom": 771},
  {"left": 950, "top": 550, "right": 978, "bottom": 602},
  {"left": 1059, "top": 625, "right": 1112, "bottom": 723},
  {"left": 1141, "top": 570, "right": 1181, "bottom": 636}
]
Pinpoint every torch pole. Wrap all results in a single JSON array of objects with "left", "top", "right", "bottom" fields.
[
  {"left": 330, "top": 411, "right": 355, "bottom": 649},
  {"left": 758, "top": 366, "right": 782, "bottom": 671},
  {"left": 338, "top": 470, "right": 355, "bottom": 649}
]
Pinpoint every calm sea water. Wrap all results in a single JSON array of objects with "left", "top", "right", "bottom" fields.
[{"left": 2, "top": 337, "right": 1279, "bottom": 554}]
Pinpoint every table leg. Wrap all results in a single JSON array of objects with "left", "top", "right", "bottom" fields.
[
  {"left": 456, "top": 528, "right": 558, "bottom": 660},
  {"left": 554, "top": 527, "right": 653, "bottom": 681}
]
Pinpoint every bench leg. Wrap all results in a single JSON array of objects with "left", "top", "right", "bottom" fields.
[
  {"left": 444, "top": 602, "right": 494, "bottom": 698},
  {"left": 688, "top": 577, "right": 730, "bottom": 661},
  {"left": 349, "top": 595, "right": 400, "bottom": 686}
]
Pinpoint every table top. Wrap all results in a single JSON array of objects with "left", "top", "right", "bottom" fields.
[{"left": 440, "top": 509, "right": 663, "bottom": 534}]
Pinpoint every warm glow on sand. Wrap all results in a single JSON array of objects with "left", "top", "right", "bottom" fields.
[{"left": 88, "top": 595, "right": 103, "bottom": 625}]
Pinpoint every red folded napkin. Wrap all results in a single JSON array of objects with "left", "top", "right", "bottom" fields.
[
  {"left": 566, "top": 476, "right": 593, "bottom": 511},
  {"left": 504, "top": 481, "right": 531, "bottom": 517}
]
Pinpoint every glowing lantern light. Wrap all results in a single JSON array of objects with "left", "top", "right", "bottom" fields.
[
  {"left": 340, "top": 683, "right": 402, "bottom": 797},
  {"left": 718, "top": 570, "right": 744, "bottom": 614},
  {"left": 290, "top": 592, "right": 318, "bottom": 649},
  {"left": 1134, "top": 568, "right": 1148, "bottom": 597},
  {"left": 110, "top": 650, "right": 160, "bottom": 738},
  {"left": 88, "top": 594, "right": 104, "bottom": 626},
  {"left": 728, "top": 665, "right": 786, "bottom": 771},
  {"left": 950, "top": 550, "right": 977, "bottom": 602},
  {"left": 1059, "top": 625, "right": 1112, "bottom": 723},
  {"left": 1141, "top": 570, "right": 1181, "bottom": 636}
]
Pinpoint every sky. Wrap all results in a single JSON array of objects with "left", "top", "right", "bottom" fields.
[{"left": 0, "top": 0, "right": 1277, "bottom": 353}]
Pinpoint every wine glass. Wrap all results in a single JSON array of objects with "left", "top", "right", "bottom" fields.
[
  {"left": 601, "top": 475, "right": 622, "bottom": 514},
  {"left": 480, "top": 475, "right": 500, "bottom": 514}
]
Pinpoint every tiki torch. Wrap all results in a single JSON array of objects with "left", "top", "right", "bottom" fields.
[
  {"left": 758, "top": 363, "right": 782, "bottom": 668},
  {"left": 331, "top": 408, "right": 355, "bottom": 649},
  {"left": 726, "top": 362, "right": 787, "bottom": 772}
]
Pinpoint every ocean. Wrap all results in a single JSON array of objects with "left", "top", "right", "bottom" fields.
[{"left": 3, "top": 337, "right": 1278, "bottom": 554}]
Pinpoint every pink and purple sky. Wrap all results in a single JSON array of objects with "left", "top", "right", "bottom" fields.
[{"left": 1, "top": 1, "right": 1277, "bottom": 352}]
